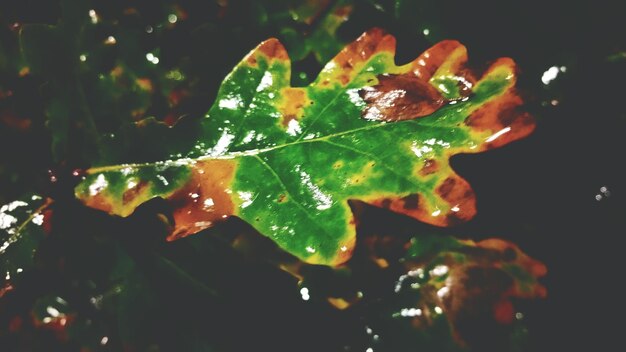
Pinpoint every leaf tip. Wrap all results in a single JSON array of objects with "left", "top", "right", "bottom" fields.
[{"left": 245, "top": 38, "right": 290, "bottom": 66}]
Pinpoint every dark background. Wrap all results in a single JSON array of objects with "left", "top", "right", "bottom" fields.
[{"left": 1, "top": 0, "right": 625, "bottom": 351}]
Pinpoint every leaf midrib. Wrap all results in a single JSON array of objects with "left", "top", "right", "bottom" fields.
[{"left": 86, "top": 101, "right": 471, "bottom": 175}]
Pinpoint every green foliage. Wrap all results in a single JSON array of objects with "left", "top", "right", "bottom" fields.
[{"left": 0, "top": 195, "right": 47, "bottom": 285}]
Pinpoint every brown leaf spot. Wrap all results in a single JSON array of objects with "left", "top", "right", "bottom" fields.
[
  {"left": 80, "top": 192, "right": 114, "bottom": 214},
  {"left": 437, "top": 177, "right": 457, "bottom": 199},
  {"left": 359, "top": 74, "right": 445, "bottom": 121},
  {"left": 324, "top": 28, "right": 395, "bottom": 80},
  {"left": 122, "top": 181, "right": 149, "bottom": 205},
  {"left": 278, "top": 87, "right": 309, "bottom": 126},
  {"left": 281, "top": 114, "right": 297, "bottom": 127},
  {"left": 350, "top": 176, "right": 363, "bottom": 184},
  {"left": 167, "top": 159, "right": 237, "bottom": 241},
  {"left": 277, "top": 194, "right": 287, "bottom": 203},
  {"left": 331, "top": 234, "right": 356, "bottom": 266},
  {"left": 244, "top": 38, "right": 288, "bottom": 68},
  {"left": 420, "top": 159, "right": 438, "bottom": 176},
  {"left": 257, "top": 38, "right": 289, "bottom": 61},
  {"left": 341, "top": 60, "right": 354, "bottom": 70},
  {"left": 366, "top": 194, "right": 427, "bottom": 226},
  {"left": 466, "top": 90, "right": 535, "bottom": 149},
  {"left": 401, "top": 194, "right": 420, "bottom": 210},
  {"left": 434, "top": 176, "right": 477, "bottom": 225},
  {"left": 409, "top": 40, "right": 467, "bottom": 80}
]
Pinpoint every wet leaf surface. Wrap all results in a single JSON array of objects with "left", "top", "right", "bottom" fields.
[
  {"left": 75, "top": 29, "right": 533, "bottom": 265},
  {"left": 0, "top": 195, "right": 50, "bottom": 289}
]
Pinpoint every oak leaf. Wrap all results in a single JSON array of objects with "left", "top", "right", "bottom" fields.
[{"left": 76, "top": 29, "right": 534, "bottom": 265}]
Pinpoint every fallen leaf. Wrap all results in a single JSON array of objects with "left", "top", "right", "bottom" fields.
[{"left": 76, "top": 28, "right": 534, "bottom": 265}]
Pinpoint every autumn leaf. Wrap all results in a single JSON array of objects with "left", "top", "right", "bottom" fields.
[
  {"left": 286, "top": 229, "right": 547, "bottom": 350},
  {"left": 214, "top": 226, "right": 546, "bottom": 350},
  {"left": 391, "top": 235, "right": 546, "bottom": 348},
  {"left": 75, "top": 28, "right": 534, "bottom": 265}
]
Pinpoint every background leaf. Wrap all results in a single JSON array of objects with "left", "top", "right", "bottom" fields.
[{"left": 0, "top": 194, "right": 49, "bottom": 287}]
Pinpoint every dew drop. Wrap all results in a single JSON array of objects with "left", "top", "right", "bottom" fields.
[
  {"left": 88, "top": 9, "right": 98, "bottom": 24},
  {"left": 104, "top": 36, "right": 117, "bottom": 45},
  {"left": 541, "top": 66, "right": 561, "bottom": 85}
]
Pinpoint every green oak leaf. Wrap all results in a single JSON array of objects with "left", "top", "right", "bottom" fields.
[{"left": 75, "top": 28, "right": 534, "bottom": 265}]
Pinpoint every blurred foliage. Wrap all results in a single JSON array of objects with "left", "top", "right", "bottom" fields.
[
  {"left": 0, "top": 194, "right": 48, "bottom": 284},
  {"left": 0, "top": 191, "right": 546, "bottom": 351}
]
